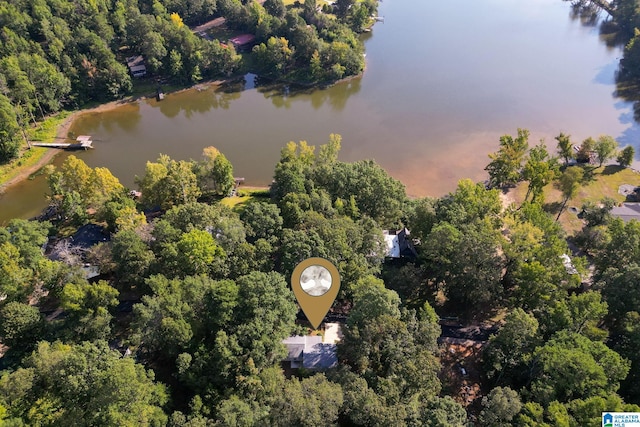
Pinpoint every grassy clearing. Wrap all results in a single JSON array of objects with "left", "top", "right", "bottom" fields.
[
  {"left": 509, "top": 165, "right": 640, "bottom": 235},
  {"left": 27, "top": 111, "right": 71, "bottom": 141},
  {"left": 0, "top": 147, "right": 50, "bottom": 185},
  {"left": 0, "top": 111, "right": 71, "bottom": 186},
  {"left": 220, "top": 187, "right": 270, "bottom": 211}
]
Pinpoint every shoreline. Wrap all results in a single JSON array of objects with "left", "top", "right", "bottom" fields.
[
  {"left": 0, "top": 61, "right": 367, "bottom": 193},
  {"left": 0, "top": 98, "right": 140, "bottom": 193}
]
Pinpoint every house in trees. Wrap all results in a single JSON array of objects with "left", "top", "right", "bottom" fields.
[
  {"left": 229, "top": 34, "right": 256, "bottom": 52},
  {"left": 282, "top": 323, "right": 341, "bottom": 370},
  {"left": 383, "top": 228, "right": 418, "bottom": 259},
  {"left": 47, "top": 223, "right": 109, "bottom": 279},
  {"left": 126, "top": 55, "right": 147, "bottom": 78}
]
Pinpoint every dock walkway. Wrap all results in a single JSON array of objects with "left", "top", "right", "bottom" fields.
[{"left": 31, "top": 135, "right": 93, "bottom": 150}]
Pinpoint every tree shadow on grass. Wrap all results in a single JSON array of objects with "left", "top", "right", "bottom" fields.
[
  {"left": 543, "top": 201, "right": 563, "bottom": 216},
  {"left": 602, "top": 164, "right": 625, "bottom": 175}
]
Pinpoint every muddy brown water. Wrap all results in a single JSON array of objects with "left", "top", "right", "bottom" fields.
[{"left": 1, "top": 0, "right": 637, "bottom": 224}]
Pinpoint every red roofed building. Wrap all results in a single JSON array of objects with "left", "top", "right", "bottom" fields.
[{"left": 229, "top": 34, "right": 256, "bottom": 52}]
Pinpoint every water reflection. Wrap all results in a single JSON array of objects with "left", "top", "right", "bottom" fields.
[
  {"left": 568, "top": 0, "right": 640, "bottom": 143},
  {"left": 151, "top": 81, "right": 244, "bottom": 118},
  {"left": 74, "top": 102, "right": 142, "bottom": 135},
  {"left": 568, "top": 0, "right": 602, "bottom": 26},
  {"left": 255, "top": 76, "right": 362, "bottom": 112}
]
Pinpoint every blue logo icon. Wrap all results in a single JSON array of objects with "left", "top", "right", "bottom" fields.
[{"left": 603, "top": 413, "right": 613, "bottom": 427}]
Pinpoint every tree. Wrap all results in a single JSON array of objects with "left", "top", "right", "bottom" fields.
[
  {"left": 0, "top": 302, "right": 43, "bottom": 351},
  {"left": 231, "top": 271, "right": 297, "bottom": 369},
  {"left": 417, "top": 396, "right": 468, "bottom": 427},
  {"left": 111, "top": 229, "right": 155, "bottom": 289},
  {"left": 617, "top": 145, "right": 635, "bottom": 167},
  {"left": 318, "top": 133, "right": 341, "bottom": 166},
  {"left": 47, "top": 156, "right": 124, "bottom": 215},
  {"left": 240, "top": 202, "right": 283, "bottom": 242},
  {"left": 435, "top": 179, "right": 502, "bottom": 228},
  {"left": 485, "top": 128, "right": 530, "bottom": 188},
  {"left": 555, "top": 132, "right": 574, "bottom": 166},
  {"left": 555, "top": 166, "right": 584, "bottom": 221},
  {"left": 268, "top": 375, "right": 343, "bottom": 426},
  {"left": 522, "top": 142, "right": 559, "bottom": 203},
  {"left": 197, "top": 147, "right": 235, "bottom": 196},
  {"left": 580, "top": 197, "right": 615, "bottom": 227},
  {"left": 616, "top": 311, "right": 640, "bottom": 401},
  {"left": 528, "top": 331, "right": 630, "bottom": 405},
  {"left": 484, "top": 308, "right": 539, "bottom": 385},
  {"left": 599, "top": 263, "right": 640, "bottom": 322},
  {"left": 539, "top": 292, "right": 609, "bottom": 342},
  {"left": 479, "top": 387, "right": 522, "bottom": 427},
  {"left": 339, "top": 277, "right": 442, "bottom": 400},
  {"left": 263, "top": 0, "right": 285, "bottom": 17},
  {"left": 576, "top": 137, "right": 595, "bottom": 163},
  {"left": 594, "top": 135, "right": 618, "bottom": 167},
  {"left": 136, "top": 155, "right": 201, "bottom": 209},
  {"left": 60, "top": 279, "right": 119, "bottom": 341},
  {"left": 0, "top": 341, "right": 168, "bottom": 425},
  {"left": 211, "top": 152, "right": 234, "bottom": 196},
  {"left": 0, "top": 93, "right": 22, "bottom": 162},
  {"left": 290, "top": 24, "right": 320, "bottom": 65},
  {"left": 252, "top": 37, "right": 293, "bottom": 77},
  {"left": 0, "top": 241, "right": 32, "bottom": 302},
  {"left": 423, "top": 220, "right": 505, "bottom": 316},
  {"left": 174, "top": 229, "right": 225, "bottom": 276},
  {"left": 133, "top": 274, "right": 239, "bottom": 364}
]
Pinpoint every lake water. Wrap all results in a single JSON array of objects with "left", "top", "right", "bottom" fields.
[{"left": 1, "top": 0, "right": 637, "bottom": 224}]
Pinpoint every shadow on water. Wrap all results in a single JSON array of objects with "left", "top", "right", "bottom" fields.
[{"left": 568, "top": 0, "right": 602, "bottom": 27}]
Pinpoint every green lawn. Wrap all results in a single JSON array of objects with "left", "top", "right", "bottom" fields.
[
  {"left": 220, "top": 187, "right": 271, "bottom": 212},
  {"left": 510, "top": 164, "right": 640, "bottom": 235}
]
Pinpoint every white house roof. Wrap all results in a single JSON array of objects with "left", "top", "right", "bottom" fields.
[{"left": 384, "top": 232, "right": 400, "bottom": 258}]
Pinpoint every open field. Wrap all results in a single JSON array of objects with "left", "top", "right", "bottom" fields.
[{"left": 508, "top": 165, "right": 640, "bottom": 234}]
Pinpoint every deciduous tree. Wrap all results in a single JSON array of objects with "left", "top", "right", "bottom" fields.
[
  {"left": 555, "top": 132, "right": 574, "bottom": 166},
  {"left": 485, "top": 128, "right": 530, "bottom": 188}
]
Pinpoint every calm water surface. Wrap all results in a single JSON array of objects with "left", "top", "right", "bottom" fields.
[{"left": 1, "top": 0, "right": 637, "bottom": 223}]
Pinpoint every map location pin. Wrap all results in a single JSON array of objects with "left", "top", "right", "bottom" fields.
[{"left": 291, "top": 257, "right": 340, "bottom": 329}]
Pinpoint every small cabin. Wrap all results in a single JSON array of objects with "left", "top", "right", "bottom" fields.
[{"left": 126, "top": 55, "right": 147, "bottom": 78}]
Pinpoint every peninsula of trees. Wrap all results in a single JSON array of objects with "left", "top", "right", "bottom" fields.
[{"left": 1, "top": 131, "right": 640, "bottom": 425}]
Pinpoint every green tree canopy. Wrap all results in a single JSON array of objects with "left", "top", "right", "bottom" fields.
[{"left": 485, "top": 128, "right": 530, "bottom": 188}]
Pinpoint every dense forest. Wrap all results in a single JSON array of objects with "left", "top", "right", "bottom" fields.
[
  {"left": 1, "top": 131, "right": 640, "bottom": 426},
  {"left": 0, "top": 0, "right": 376, "bottom": 163}
]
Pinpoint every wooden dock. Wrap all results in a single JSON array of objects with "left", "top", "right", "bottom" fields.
[{"left": 32, "top": 136, "right": 93, "bottom": 150}]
